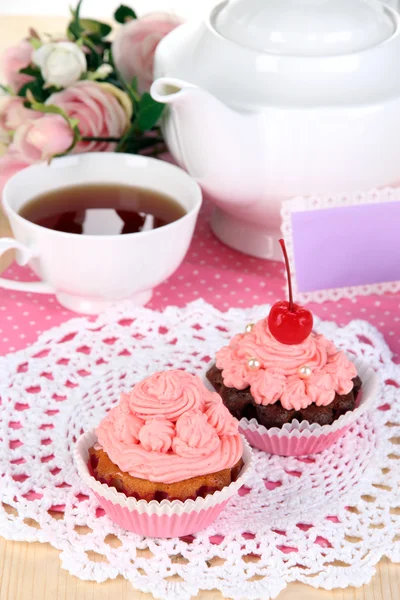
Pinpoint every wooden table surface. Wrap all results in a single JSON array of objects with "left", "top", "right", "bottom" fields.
[{"left": 0, "top": 15, "right": 398, "bottom": 600}]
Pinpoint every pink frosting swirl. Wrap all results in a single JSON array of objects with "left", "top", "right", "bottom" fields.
[
  {"left": 101, "top": 396, "right": 144, "bottom": 446},
  {"left": 139, "top": 419, "right": 174, "bottom": 453},
  {"left": 96, "top": 370, "right": 242, "bottom": 484},
  {"left": 205, "top": 392, "right": 239, "bottom": 435},
  {"left": 250, "top": 370, "right": 285, "bottom": 406},
  {"left": 127, "top": 370, "right": 203, "bottom": 420},
  {"left": 325, "top": 351, "right": 357, "bottom": 395},
  {"left": 173, "top": 411, "right": 220, "bottom": 458},
  {"left": 216, "top": 318, "right": 357, "bottom": 411}
]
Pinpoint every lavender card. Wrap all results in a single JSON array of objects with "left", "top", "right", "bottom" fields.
[{"left": 281, "top": 189, "right": 400, "bottom": 303}]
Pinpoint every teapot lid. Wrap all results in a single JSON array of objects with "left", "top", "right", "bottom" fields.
[{"left": 212, "top": 0, "right": 396, "bottom": 55}]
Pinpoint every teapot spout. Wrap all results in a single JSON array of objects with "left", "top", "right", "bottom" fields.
[
  {"left": 151, "top": 77, "right": 262, "bottom": 205},
  {"left": 151, "top": 77, "right": 197, "bottom": 105}
]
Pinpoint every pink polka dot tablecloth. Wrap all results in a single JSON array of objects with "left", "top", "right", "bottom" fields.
[{"left": 0, "top": 198, "right": 399, "bottom": 361}]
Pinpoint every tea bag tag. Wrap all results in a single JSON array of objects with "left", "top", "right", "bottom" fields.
[{"left": 82, "top": 209, "right": 124, "bottom": 235}]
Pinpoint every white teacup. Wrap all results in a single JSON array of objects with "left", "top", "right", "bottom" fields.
[{"left": 1, "top": 153, "right": 202, "bottom": 314}]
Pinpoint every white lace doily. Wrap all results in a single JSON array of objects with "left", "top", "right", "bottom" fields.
[{"left": 0, "top": 300, "right": 399, "bottom": 600}]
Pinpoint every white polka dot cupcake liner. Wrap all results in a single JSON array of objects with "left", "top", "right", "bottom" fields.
[
  {"left": 74, "top": 430, "right": 253, "bottom": 538},
  {"left": 239, "top": 359, "right": 378, "bottom": 456}
]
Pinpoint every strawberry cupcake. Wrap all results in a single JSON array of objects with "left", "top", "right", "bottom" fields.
[
  {"left": 207, "top": 240, "right": 377, "bottom": 456},
  {"left": 74, "top": 370, "right": 252, "bottom": 537}
]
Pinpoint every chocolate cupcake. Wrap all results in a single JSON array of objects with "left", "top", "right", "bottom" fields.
[
  {"left": 207, "top": 327, "right": 362, "bottom": 429},
  {"left": 206, "top": 239, "right": 371, "bottom": 456}
]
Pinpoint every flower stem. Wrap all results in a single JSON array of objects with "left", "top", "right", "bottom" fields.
[{"left": 82, "top": 136, "right": 121, "bottom": 142}]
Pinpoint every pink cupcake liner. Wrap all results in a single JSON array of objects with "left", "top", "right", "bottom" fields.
[
  {"left": 74, "top": 430, "right": 253, "bottom": 538},
  {"left": 239, "top": 358, "right": 378, "bottom": 457}
]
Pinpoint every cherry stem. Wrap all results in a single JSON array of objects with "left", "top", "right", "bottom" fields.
[{"left": 279, "top": 238, "right": 294, "bottom": 312}]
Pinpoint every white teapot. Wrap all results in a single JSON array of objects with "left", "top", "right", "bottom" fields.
[{"left": 151, "top": 0, "right": 400, "bottom": 260}]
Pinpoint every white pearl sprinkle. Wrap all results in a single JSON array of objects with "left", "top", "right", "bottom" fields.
[
  {"left": 245, "top": 323, "right": 255, "bottom": 333},
  {"left": 299, "top": 365, "right": 312, "bottom": 378},
  {"left": 247, "top": 357, "right": 261, "bottom": 370}
]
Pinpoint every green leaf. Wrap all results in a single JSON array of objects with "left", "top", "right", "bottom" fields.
[
  {"left": 113, "top": 67, "right": 140, "bottom": 109},
  {"left": 105, "top": 46, "right": 115, "bottom": 69},
  {"left": 130, "top": 76, "right": 138, "bottom": 93},
  {"left": 68, "top": 0, "right": 84, "bottom": 39},
  {"left": 81, "top": 36, "right": 102, "bottom": 70},
  {"left": 73, "top": 0, "right": 84, "bottom": 28},
  {"left": 18, "top": 79, "right": 48, "bottom": 103},
  {"left": 116, "top": 122, "right": 136, "bottom": 152},
  {"left": 137, "top": 93, "right": 165, "bottom": 132},
  {"left": 28, "top": 37, "right": 42, "bottom": 50},
  {"left": 30, "top": 102, "right": 73, "bottom": 121},
  {"left": 67, "top": 21, "right": 82, "bottom": 41},
  {"left": 121, "top": 133, "right": 166, "bottom": 157},
  {"left": 80, "top": 18, "right": 112, "bottom": 38},
  {"left": 19, "top": 65, "right": 41, "bottom": 77},
  {"left": 0, "top": 83, "right": 13, "bottom": 95},
  {"left": 114, "top": 5, "right": 137, "bottom": 23}
]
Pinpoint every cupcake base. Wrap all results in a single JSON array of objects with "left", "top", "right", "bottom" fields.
[
  {"left": 75, "top": 430, "right": 253, "bottom": 538},
  {"left": 88, "top": 445, "right": 244, "bottom": 502},
  {"left": 239, "top": 418, "right": 351, "bottom": 456},
  {"left": 92, "top": 492, "right": 231, "bottom": 538},
  {"left": 208, "top": 359, "right": 377, "bottom": 456},
  {"left": 207, "top": 364, "right": 362, "bottom": 428}
]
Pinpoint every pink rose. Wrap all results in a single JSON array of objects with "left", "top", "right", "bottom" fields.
[
  {"left": 47, "top": 81, "right": 132, "bottom": 152},
  {"left": 0, "top": 97, "right": 41, "bottom": 139},
  {"left": 2, "top": 40, "right": 34, "bottom": 93},
  {"left": 113, "top": 13, "right": 182, "bottom": 93},
  {"left": 0, "top": 149, "right": 30, "bottom": 196},
  {"left": 13, "top": 114, "right": 74, "bottom": 162}
]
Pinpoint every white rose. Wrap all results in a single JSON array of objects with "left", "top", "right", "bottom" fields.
[{"left": 33, "top": 42, "right": 87, "bottom": 88}]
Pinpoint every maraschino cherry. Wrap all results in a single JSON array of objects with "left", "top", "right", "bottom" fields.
[{"left": 268, "top": 239, "right": 313, "bottom": 345}]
